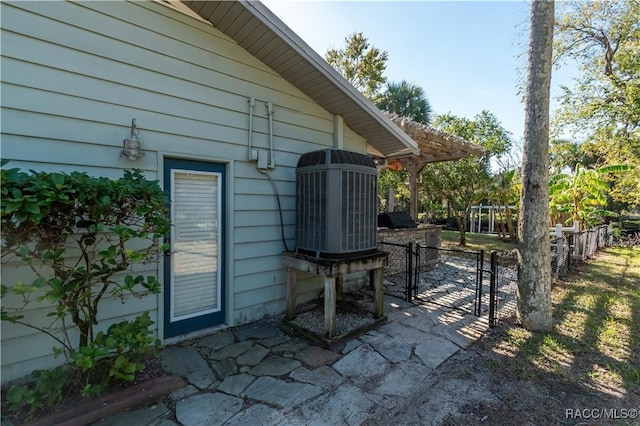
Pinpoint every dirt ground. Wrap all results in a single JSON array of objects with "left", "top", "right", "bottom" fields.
[{"left": 365, "top": 318, "right": 640, "bottom": 426}]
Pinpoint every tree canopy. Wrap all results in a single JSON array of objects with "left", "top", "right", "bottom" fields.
[
  {"left": 550, "top": 163, "right": 630, "bottom": 227},
  {"left": 553, "top": 0, "right": 640, "bottom": 209},
  {"left": 420, "top": 111, "right": 513, "bottom": 245},
  {"left": 325, "top": 32, "right": 389, "bottom": 100}
]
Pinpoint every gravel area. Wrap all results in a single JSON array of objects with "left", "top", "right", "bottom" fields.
[{"left": 290, "top": 305, "right": 376, "bottom": 337}]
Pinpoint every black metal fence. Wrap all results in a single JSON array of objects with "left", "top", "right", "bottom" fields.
[
  {"left": 380, "top": 225, "right": 628, "bottom": 328},
  {"left": 488, "top": 250, "right": 518, "bottom": 327},
  {"left": 413, "top": 245, "right": 485, "bottom": 316},
  {"left": 378, "top": 241, "right": 418, "bottom": 301},
  {"left": 378, "top": 241, "right": 485, "bottom": 316},
  {"left": 489, "top": 225, "right": 623, "bottom": 327}
]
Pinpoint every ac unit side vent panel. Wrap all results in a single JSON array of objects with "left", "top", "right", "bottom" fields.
[{"left": 296, "top": 149, "right": 377, "bottom": 258}]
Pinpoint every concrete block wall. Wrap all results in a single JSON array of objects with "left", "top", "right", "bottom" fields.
[{"left": 377, "top": 225, "right": 442, "bottom": 273}]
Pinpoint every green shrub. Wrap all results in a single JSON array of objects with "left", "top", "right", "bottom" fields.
[{"left": 1, "top": 165, "right": 170, "bottom": 417}]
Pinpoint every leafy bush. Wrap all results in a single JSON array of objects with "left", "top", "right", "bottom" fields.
[
  {"left": 5, "top": 366, "right": 69, "bottom": 418},
  {"left": 1, "top": 165, "right": 170, "bottom": 415}
]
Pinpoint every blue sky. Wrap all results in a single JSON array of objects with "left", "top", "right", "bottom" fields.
[{"left": 262, "top": 1, "right": 576, "bottom": 144}]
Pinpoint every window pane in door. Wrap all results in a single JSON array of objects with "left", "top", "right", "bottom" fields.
[{"left": 171, "top": 170, "right": 220, "bottom": 320}]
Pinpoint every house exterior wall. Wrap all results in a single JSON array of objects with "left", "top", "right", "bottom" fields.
[{"left": 0, "top": 0, "right": 368, "bottom": 384}]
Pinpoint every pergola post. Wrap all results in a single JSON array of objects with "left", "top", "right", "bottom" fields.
[
  {"left": 383, "top": 114, "right": 485, "bottom": 223},
  {"left": 399, "top": 159, "right": 428, "bottom": 221},
  {"left": 408, "top": 162, "right": 418, "bottom": 221}
]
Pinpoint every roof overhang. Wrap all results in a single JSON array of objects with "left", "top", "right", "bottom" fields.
[{"left": 179, "top": 1, "right": 419, "bottom": 158}]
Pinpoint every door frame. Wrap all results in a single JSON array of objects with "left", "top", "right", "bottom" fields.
[{"left": 159, "top": 154, "right": 233, "bottom": 341}]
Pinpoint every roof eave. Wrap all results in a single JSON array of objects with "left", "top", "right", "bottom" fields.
[{"left": 181, "top": 0, "right": 419, "bottom": 158}]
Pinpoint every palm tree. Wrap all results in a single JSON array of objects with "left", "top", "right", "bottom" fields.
[
  {"left": 376, "top": 80, "right": 432, "bottom": 125},
  {"left": 518, "top": 0, "right": 554, "bottom": 332},
  {"left": 549, "top": 163, "right": 630, "bottom": 228}
]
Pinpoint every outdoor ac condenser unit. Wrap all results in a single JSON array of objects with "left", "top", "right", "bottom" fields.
[{"left": 295, "top": 148, "right": 378, "bottom": 258}]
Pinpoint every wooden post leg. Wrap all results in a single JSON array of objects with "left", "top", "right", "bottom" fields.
[
  {"left": 324, "top": 276, "right": 336, "bottom": 338},
  {"left": 373, "top": 267, "right": 384, "bottom": 319},
  {"left": 286, "top": 268, "right": 296, "bottom": 320},
  {"left": 335, "top": 275, "right": 344, "bottom": 301}
]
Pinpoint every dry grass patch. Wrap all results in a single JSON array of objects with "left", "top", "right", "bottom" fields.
[
  {"left": 441, "top": 230, "right": 518, "bottom": 252},
  {"left": 493, "top": 247, "right": 640, "bottom": 399}
]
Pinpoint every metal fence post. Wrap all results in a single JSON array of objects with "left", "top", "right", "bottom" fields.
[
  {"left": 489, "top": 250, "right": 497, "bottom": 327},
  {"left": 476, "top": 250, "right": 485, "bottom": 316},
  {"left": 414, "top": 243, "right": 420, "bottom": 299},
  {"left": 406, "top": 242, "right": 414, "bottom": 302}
]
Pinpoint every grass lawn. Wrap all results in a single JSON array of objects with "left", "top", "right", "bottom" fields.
[
  {"left": 490, "top": 246, "right": 640, "bottom": 407},
  {"left": 441, "top": 230, "right": 518, "bottom": 253}
]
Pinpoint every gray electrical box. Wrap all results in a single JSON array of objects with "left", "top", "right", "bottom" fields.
[{"left": 295, "top": 149, "right": 377, "bottom": 258}]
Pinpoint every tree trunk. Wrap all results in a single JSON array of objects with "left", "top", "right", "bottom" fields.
[
  {"left": 499, "top": 208, "right": 507, "bottom": 240},
  {"left": 518, "top": 0, "right": 554, "bottom": 331},
  {"left": 505, "top": 204, "right": 517, "bottom": 241},
  {"left": 457, "top": 220, "right": 466, "bottom": 246},
  {"left": 454, "top": 210, "right": 467, "bottom": 246},
  {"left": 388, "top": 186, "right": 395, "bottom": 212}
]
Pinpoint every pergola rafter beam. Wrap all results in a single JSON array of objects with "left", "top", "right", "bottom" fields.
[{"left": 383, "top": 113, "right": 484, "bottom": 220}]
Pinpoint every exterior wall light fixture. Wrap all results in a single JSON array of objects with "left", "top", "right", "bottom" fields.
[{"left": 121, "top": 118, "right": 145, "bottom": 160}]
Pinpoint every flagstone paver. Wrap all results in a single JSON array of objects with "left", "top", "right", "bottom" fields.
[
  {"left": 242, "top": 376, "right": 323, "bottom": 408},
  {"left": 209, "top": 357, "right": 238, "bottom": 380},
  {"left": 377, "top": 322, "right": 432, "bottom": 346},
  {"left": 224, "top": 404, "right": 283, "bottom": 426},
  {"left": 290, "top": 366, "right": 344, "bottom": 390},
  {"left": 218, "top": 373, "right": 256, "bottom": 396},
  {"left": 342, "top": 339, "right": 361, "bottom": 354},
  {"left": 258, "top": 335, "right": 291, "bottom": 348},
  {"left": 371, "top": 359, "right": 432, "bottom": 397},
  {"left": 358, "top": 329, "right": 389, "bottom": 345},
  {"left": 295, "top": 346, "right": 341, "bottom": 368},
  {"left": 369, "top": 339, "right": 412, "bottom": 363},
  {"left": 208, "top": 340, "right": 254, "bottom": 360},
  {"left": 414, "top": 335, "right": 460, "bottom": 369},
  {"left": 271, "top": 338, "right": 310, "bottom": 353},
  {"left": 332, "top": 344, "right": 390, "bottom": 382},
  {"left": 283, "top": 383, "right": 376, "bottom": 426},
  {"left": 160, "top": 347, "right": 217, "bottom": 389},
  {"left": 198, "top": 331, "right": 235, "bottom": 353},
  {"left": 249, "top": 355, "right": 302, "bottom": 376},
  {"left": 175, "top": 393, "right": 243, "bottom": 426},
  {"left": 169, "top": 385, "right": 199, "bottom": 401},
  {"left": 99, "top": 290, "right": 488, "bottom": 426},
  {"left": 236, "top": 344, "right": 269, "bottom": 366}
]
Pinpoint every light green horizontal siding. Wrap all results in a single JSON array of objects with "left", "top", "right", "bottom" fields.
[
  {"left": 0, "top": 0, "right": 369, "bottom": 384},
  {"left": 234, "top": 211, "right": 296, "bottom": 228},
  {"left": 235, "top": 226, "right": 295, "bottom": 245},
  {"left": 343, "top": 125, "right": 368, "bottom": 152},
  {"left": 1, "top": 293, "right": 157, "bottom": 379}
]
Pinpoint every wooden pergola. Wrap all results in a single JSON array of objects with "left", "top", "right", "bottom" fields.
[{"left": 383, "top": 113, "right": 484, "bottom": 221}]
